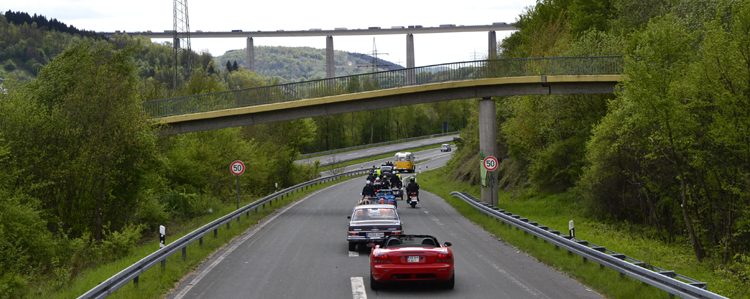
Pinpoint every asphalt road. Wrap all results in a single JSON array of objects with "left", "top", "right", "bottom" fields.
[
  {"left": 296, "top": 135, "right": 457, "bottom": 166},
  {"left": 165, "top": 153, "right": 602, "bottom": 299}
]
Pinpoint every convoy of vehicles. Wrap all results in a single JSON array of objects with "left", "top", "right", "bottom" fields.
[{"left": 347, "top": 144, "right": 454, "bottom": 290}]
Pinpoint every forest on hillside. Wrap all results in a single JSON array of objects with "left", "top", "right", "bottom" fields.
[
  {"left": 0, "top": 12, "right": 472, "bottom": 298},
  {"left": 448, "top": 0, "right": 750, "bottom": 279},
  {"left": 216, "top": 46, "right": 403, "bottom": 83}
]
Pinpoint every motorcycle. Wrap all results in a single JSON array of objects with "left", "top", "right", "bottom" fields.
[{"left": 406, "top": 191, "right": 419, "bottom": 208}]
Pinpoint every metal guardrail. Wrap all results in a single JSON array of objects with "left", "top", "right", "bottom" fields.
[
  {"left": 450, "top": 191, "right": 726, "bottom": 299},
  {"left": 78, "top": 168, "right": 371, "bottom": 299},
  {"left": 297, "top": 131, "right": 459, "bottom": 159},
  {"left": 142, "top": 56, "right": 624, "bottom": 118}
]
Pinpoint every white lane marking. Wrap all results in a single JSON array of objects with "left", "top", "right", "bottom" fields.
[
  {"left": 366, "top": 150, "right": 376, "bottom": 153},
  {"left": 172, "top": 186, "right": 336, "bottom": 299},
  {"left": 351, "top": 277, "right": 367, "bottom": 299},
  {"left": 349, "top": 251, "right": 359, "bottom": 257},
  {"left": 476, "top": 253, "right": 550, "bottom": 298},
  {"left": 429, "top": 216, "right": 444, "bottom": 226},
  {"left": 423, "top": 210, "right": 429, "bottom": 214},
  {"left": 347, "top": 153, "right": 355, "bottom": 156}
]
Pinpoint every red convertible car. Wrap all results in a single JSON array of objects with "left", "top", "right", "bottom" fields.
[{"left": 369, "top": 234, "right": 454, "bottom": 290}]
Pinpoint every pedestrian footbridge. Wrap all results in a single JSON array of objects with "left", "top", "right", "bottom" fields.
[{"left": 144, "top": 57, "right": 624, "bottom": 134}]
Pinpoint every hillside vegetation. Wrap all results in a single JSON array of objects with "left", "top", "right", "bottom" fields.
[
  {"left": 448, "top": 0, "right": 750, "bottom": 291},
  {"left": 216, "top": 46, "right": 403, "bottom": 83}
]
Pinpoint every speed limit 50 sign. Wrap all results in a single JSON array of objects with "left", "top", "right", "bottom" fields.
[
  {"left": 483, "top": 156, "right": 498, "bottom": 171},
  {"left": 230, "top": 160, "right": 245, "bottom": 176}
]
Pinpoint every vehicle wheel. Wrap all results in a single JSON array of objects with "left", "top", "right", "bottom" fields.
[
  {"left": 370, "top": 271, "right": 382, "bottom": 290},
  {"left": 410, "top": 202, "right": 417, "bottom": 208},
  {"left": 349, "top": 242, "right": 357, "bottom": 251},
  {"left": 443, "top": 272, "right": 455, "bottom": 289}
]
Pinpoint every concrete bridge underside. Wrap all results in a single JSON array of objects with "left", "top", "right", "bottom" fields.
[{"left": 159, "top": 75, "right": 620, "bottom": 135}]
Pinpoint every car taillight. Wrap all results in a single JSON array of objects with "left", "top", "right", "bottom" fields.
[
  {"left": 391, "top": 231, "right": 401, "bottom": 235},
  {"left": 436, "top": 251, "right": 453, "bottom": 262},
  {"left": 373, "top": 251, "right": 390, "bottom": 263},
  {"left": 349, "top": 232, "right": 358, "bottom": 236}
]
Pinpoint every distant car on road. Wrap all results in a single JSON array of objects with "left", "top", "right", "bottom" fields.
[
  {"left": 347, "top": 205, "right": 402, "bottom": 251},
  {"left": 231, "top": 29, "right": 243, "bottom": 32},
  {"left": 369, "top": 234, "right": 454, "bottom": 290},
  {"left": 440, "top": 144, "right": 452, "bottom": 152}
]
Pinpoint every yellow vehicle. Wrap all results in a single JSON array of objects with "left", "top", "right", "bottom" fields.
[{"left": 394, "top": 152, "right": 415, "bottom": 173}]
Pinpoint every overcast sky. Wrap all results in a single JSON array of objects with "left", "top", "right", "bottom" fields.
[{"left": 4, "top": 1, "right": 537, "bottom": 66}]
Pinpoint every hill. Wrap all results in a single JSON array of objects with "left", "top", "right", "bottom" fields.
[{"left": 215, "top": 46, "right": 403, "bottom": 82}]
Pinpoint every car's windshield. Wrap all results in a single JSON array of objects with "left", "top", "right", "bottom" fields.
[
  {"left": 385, "top": 236, "right": 439, "bottom": 248},
  {"left": 351, "top": 208, "right": 398, "bottom": 221}
]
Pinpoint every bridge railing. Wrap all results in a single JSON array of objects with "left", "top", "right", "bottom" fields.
[{"left": 142, "top": 56, "right": 623, "bottom": 119}]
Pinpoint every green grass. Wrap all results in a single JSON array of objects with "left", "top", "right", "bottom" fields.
[
  {"left": 418, "top": 167, "right": 747, "bottom": 299},
  {"left": 40, "top": 175, "right": 360, "bottom": 299},
  {"left": 319, "top": 142, "right": 456, "bottom": 172}
]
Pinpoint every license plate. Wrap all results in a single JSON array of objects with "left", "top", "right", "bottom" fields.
[
  {"left": 407, "top": 256, "right": 420, "bottom": 263},
  {"left": 367, "top": 232, "right": 384, "bottom": 238}
]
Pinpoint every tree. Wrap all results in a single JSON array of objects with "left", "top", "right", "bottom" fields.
[
  {"left": 225, "top": 60, "right": 232, "bottom": 72},
  {"left": 232, "top": 60, "right": 239, "bottom": 71},
  {"left": 23, "top": 40, "right": 159, "bottom": 243}
]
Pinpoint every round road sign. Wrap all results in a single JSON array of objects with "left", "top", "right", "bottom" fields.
[
  {"left": 483, "top": 156, "right": 498, "bottom": 171},
  {"left": 230, "top": 160, "right": 245, "bottom": 176}
]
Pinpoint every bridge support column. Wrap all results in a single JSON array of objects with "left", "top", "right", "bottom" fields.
[
  {"left": 488, "top": 31, "right": 497, "bottom": 58},
  {"left": 406, "top": 33, "right": 415, "bottom": 84},
  {"left": 479, "top": 97, "right": 498, "bottom": 206},
  {"left": 326, "top": 36, "right": 334, "bottom": 78},
  {"left": 246, "top": 37, "right": 255, "bottom": 72}
]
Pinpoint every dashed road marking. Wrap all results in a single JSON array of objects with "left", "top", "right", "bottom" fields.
[{"left": 351, "top": 277, "right": 367, "bottom": 299}]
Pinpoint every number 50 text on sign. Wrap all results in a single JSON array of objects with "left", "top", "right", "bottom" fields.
[
  {"left": 483, "top": 156, "right": 498, "bottom": 171},
  {"left": 230, "top": 160, "right": 245, "bottom": 176}
]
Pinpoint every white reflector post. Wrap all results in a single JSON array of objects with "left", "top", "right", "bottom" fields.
[{"left": 160, "top": 225, "right": 166, "bottom": 249}]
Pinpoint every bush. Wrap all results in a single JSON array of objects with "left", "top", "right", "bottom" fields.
[
  {"left": 101, "top": 224, "right": 145, "bottom": 260},
  {"left": 3, "top": 60, "right": 16, "bottom": 72}
]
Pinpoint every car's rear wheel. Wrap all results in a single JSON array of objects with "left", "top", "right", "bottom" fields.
[
  {"left": 348, "top": 242, "right": 357, "bottom": 251},
  {"left": 370, "top": 271, "right": 382, "bottom": 290},
  {"left": 442, "top": 272, "right": 455, "bottom": 289}
]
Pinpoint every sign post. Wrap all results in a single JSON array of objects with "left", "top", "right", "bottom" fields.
[{"left": 230, "top": 160, "right": 245, "bottom": 209}]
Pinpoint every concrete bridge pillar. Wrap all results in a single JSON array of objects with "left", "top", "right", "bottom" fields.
[
  {"left": 246, "top": 37, "right": 255, "bottom": 72},
  {"left": 406, "top": 33, "right": 415, "bottom": 85},
  {"left": 488, "top": 31, "right": 497, "bottom": 58},
  {"left": 479, "top": 97, "right": 498, "bottom": 206},
  {"left": 326, "top": 36, "right": 334, "bottom": 78}
]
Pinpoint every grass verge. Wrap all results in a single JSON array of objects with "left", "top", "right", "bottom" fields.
[
  {"left": 418, "top": 167, "right": 745, "bottom": 299},
  {"left": 43, "top": 175, "right": 360, "bottom": 299}
]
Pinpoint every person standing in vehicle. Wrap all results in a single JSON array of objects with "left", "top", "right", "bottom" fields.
[
  {"left": 373, "top": 177, "right": 383, "bottom": 191},
  {"left": 406, "top": 177, "right": 420, "bottom": 196}
]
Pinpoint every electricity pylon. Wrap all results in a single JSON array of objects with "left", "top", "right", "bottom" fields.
[
  {"left": 358, "top": 38, "right": 389, "bottom": 73},
  {"left": 173, "top": 0, "right": 192, "bottom": 89}
]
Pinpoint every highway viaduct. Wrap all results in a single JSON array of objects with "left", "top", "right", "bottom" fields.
[{"left": 104, "top": 23, "right": 516, "bottom": 78}]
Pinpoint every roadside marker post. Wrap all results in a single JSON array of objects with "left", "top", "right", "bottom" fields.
[{"left": 569, "top": 220, "right": 575, "bottom": 238}]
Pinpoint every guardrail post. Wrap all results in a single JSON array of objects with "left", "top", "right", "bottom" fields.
[
  {"left": 161, "top": 259, "right": 166, "bottom": 269},
  {"left": 182, "top": 247, "right": 186, "bottom": 260},
  {"left": 199, "top": 237, "right": 203, "bottom": 246},
  {"left": 255, "top": 207, "right": 258, "bottom": 214},
  {"left": 134, "top": 275, "right": 139, "bottom": 286},
  {"left": 214, "top": 228, "right": 217, "bottom": 238},
  {"left": 227, "top": 222, "right": 230, "bottom": 229}
]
